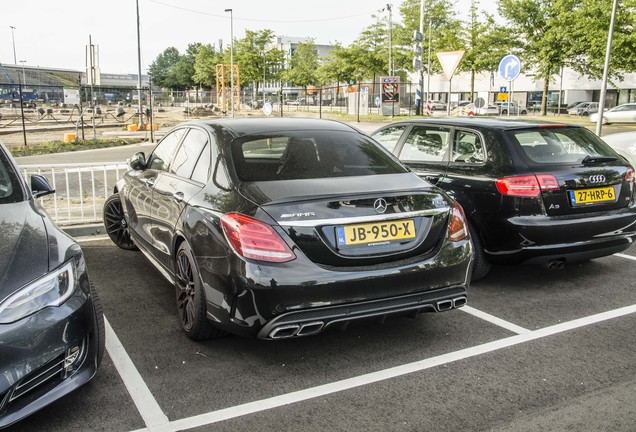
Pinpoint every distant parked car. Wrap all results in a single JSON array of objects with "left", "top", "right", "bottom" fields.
[
  {"left": 0, "top": 141, "right": 104, "bottom": 428},
  {"left": 461, "top": 103, "right": 499, "bottom": 116},
  {"left": 371, "top": 118, "right": 636, "bottom": 280},
  {"left": 104, "top": 118, "right": 472, "bottom": 340},
  {"left": 429, "top": 100, "right": 446, "bottom": 111},
  {"left": 590, "top": 103, "right": 636, "bottom": 124},
  {"left": 568, "top": 102, "right": 598, "bottom": 116},
  {"left": 602, "top": 132, "right": 636, "bottom": 168},
  {"left": 496, "top": 101, "right": 527, "bottom": 115}
]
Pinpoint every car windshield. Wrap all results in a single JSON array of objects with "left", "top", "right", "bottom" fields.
[
  {"left": 231, "top": 131, "right": 408, "bottom": 181},
  {"left": 506, "top": 127, "right": 618, "bottom": 165},
  {"left": 0, "top": 147, "right": 25, "bottom": 204}
]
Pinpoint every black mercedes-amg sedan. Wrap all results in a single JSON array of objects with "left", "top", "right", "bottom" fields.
[
  {"left": 0, "top": 142, "right": 104, "bottom": 429},
  {"left": 372, "top": 118, "right": 636, "bottom": 280},
  {"left": 104, "top": 118, "right": 472, "bottom": 340}
]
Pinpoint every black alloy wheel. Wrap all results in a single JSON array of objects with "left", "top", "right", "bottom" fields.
[
  {"left": 174, "top": 242, "right": 225, "bottom": 340},
  {"left": 468, "top": 223, "right": 492, "bottom": 281},
  {"left": 103, "top": 194, "right": 137, "bottom": 250}
]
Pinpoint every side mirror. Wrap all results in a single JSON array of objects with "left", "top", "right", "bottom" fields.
[
  {"left": 129, "top": 152, "right": 147, "bottom": 170},
  {"left": 31, "top": 174, "right": 55, "bottom": 198}
]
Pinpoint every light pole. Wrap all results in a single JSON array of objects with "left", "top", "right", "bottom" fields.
[
  {"left": 135, "top": 0, "right": 144, "bottom": 128},
  {"left": 225, "top": 8, "right": 234, "bottom": 117},
  {"left": 9, "top": 26, "right": 17, "bottom": 65},
  {"left": 19, "top": 60, "right": 26, "bottom": 85},
  {"left": 386, "top": 4, "right": 393, "bottom": 76}
]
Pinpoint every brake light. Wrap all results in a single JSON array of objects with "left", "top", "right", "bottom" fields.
[
  {"left": 627, "top": 167, "right": 634, "bottom": 184},
  {"left": 496, "top": 174, "right": 559, "bottom": 197},
  {"left": 449, "top": 202, "right": 469, "bottom": 242},
  {"left": 221, "top": 213, "right": 296, "bottom": 263}
]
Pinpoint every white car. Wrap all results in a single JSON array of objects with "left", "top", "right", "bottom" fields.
[
  {"left": 590, "top": 103, "right": 636, "bottom": 124},
  {"left": 461, "top": 103, "right": 499, "bottom": 116},
  {"left": 496, "top": 102, "right": 527, "bottom": 115},
  {"left": 602, "top": 132, "right": 636, "bottom": 168}
]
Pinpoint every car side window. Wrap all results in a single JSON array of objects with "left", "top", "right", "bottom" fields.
[
  {"left": 149, "top": 128, "right": 186, "bottom": 171},
  {"left": 372, "top": 125, "right": 408, "bottom": 152},
  {"left": 452, "top": 130, "right": 486, "bottom": 163},
  {"left": 399, "top": 126, "right": 451, "bottom": 162},
  {"left": 171, "top": 129, "right": 209, "bottom": 181}
]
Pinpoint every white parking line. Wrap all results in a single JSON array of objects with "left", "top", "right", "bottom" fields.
[
  {"left": 76, "top": 235, "right": 110, "bottom": 243},
  {"left": 459, "top": 306, "right": 531, "bottom": 334},
  {"left": 614, "top": 253, "right": 636, "bottom": 261},
  {"left": 105, "top": 317, "right": 170, "bottom": 430},
  {"left": 124, "top": 304, "right": 636, "bottom": 432}
]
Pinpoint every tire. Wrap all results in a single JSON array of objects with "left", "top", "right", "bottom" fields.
[
  {"left": 468, "top": 223, "right": 491, "bottom": 281},
  {"left": 174, "top": 241, "right": 226, "bottom": 340},
  {"left": 103, "top": 194, "right": 137, "bottom": 250},
  {"left": 501, "top": 110, "right": 508, "bottom": 115},
  {"left": 89, "top": 281, "right": 106, "bottom": 368}
]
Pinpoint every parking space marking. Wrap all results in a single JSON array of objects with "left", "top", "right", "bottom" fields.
[
  {"left": 126, "top": 304, "right": 636, "bottom": 432},
  {"left": 105, "top": 317, "right": 170, "bottom": 430},
  {"left": 614, "top": 253, "right": 636, "bottom": 261},
  {"left": 76, "top": 235, "right": 110, "bottom": 243},
  {"left": 459, "top": 305, "right": 531, "bottom": 334}
]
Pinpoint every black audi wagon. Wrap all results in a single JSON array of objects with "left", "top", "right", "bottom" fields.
[
  {"left": 104, "top": 118, "right": 472, "bottom": 340},
  {"left": 0, "top": 142, "right": 104, "bottom": 428},
  {"left": 372, "top": 118, "right": 636, "bottom": 280}
]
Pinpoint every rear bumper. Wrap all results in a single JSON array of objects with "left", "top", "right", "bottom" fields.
[
  {"left": 204, "top": 238, "right": 472, "bottom": 338},
  {"left": 483, "top": 207, "right": 636, "bottom": 265}
]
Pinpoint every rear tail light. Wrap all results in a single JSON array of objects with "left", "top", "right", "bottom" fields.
[
  {"left": 221, "top": 213, "right": 296, "bottom": 263},
  {"left": 495, "top": 174, "right": 559, "bottom": 197},
  {"left": 449, "top": 202, "right": 469, "bottom": 242},
  {"left": 626, "top": 167, "right": 634, "bottom": 184}
]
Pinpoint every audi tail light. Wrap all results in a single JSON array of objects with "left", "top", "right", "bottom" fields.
[
  {"left": 221, "top": 213, "right": 296, "bottom": 263},
  {"left": 496, "top": 174, "right": 559, "bottom": 197}
]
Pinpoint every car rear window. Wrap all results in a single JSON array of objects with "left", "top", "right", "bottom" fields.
[
  {"left": 231, "top": 131, "right": 407, "bottom": 181},
  {"left": 506, "top": 127, "right": 618, "bottom": 164}
]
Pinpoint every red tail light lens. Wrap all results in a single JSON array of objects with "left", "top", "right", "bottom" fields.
[
  {"left": 496, "top": 174, "right": 559, "bottom": 197},
  {"left": 626, "top": 167, "right": 634, "bottom": 183},
  {"left": 449, "top": 202, "right": 469, "bottom": 242},
  {"left": 221, "top": 213, "right": 296, "bottom": 263}
]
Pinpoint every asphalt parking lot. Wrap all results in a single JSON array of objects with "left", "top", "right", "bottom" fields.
[{"left": 8, "top": 239, "right": 636, "bottom": 432}]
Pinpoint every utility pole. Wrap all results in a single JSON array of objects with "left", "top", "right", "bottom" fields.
[
  {"left": 136, "top": 0, "right": 144, "bottom": 128},
  {"left": 225, "top": 8, "right": 235, "bottom": 117},
  {"left": 387, "top": 4, "right": 393, "bottom": 77},
  {"left": 9, "top": 26, "right": 17, "bottom": 65}
]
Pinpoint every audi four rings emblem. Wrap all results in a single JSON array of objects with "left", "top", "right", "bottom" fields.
[
  {"left": 374, "top": 198, "right": 388, "bottom": 214},
  {"left": 588, "top": 175, "right": 606, "bottom": 184}
]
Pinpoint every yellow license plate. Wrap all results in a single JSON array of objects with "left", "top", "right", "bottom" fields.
[
  {"left": 569, "top": 186, "right": 616, "bottom": 205},
  {"left": 336, "top": 219, "right": 416, "bottom": 247}
]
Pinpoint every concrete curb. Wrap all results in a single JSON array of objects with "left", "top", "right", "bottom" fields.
[{"left": 61, "top": 223, "right": 106, "bottom": 238}]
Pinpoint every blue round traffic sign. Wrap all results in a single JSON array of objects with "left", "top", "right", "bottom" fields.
[{"left": 498, "top": 55, "right": 521, "bottom": 81}]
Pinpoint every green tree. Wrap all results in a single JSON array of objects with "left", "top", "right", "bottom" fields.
[
  {"left": 282, "top": 40, "right": 319, "bottom": 88},
  {"left": 231, "top": 30, "right": 284, "bottom": 97},
  {"left": 498, "top": 0, "right": 576, "bottom": 114},
  {"left": 460, "top": 1, "right": 516, "bottom": 99},
  {"left": 148, "top": 47, "right": 180, "bottom": 89},
  {"left": 193, "top": 44, "right": 221, "bottom": 88}
]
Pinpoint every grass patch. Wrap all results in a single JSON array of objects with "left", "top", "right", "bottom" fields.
[{"left": 8, "top": 138, "right": 140, "bottom": 157}]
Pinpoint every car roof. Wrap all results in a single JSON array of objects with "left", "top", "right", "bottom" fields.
[
  {"left": 375, "top": 118, "right": 582, "bottom": 131},
  {"left": 186, "top": 118, "right": 361, "bottom": 137}
]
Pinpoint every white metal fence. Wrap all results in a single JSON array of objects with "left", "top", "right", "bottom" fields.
[{"left": 21, "top": 162, "right": 128, "bottom": 225}]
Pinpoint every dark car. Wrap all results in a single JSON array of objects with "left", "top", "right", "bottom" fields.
[
  {"left": 103, "top": 118, "right": 472, "bottom": 340},
  {"left": 372, "top": 119, "right": 636, "bottom": 280},
  {"left": 0, "top": 142, "right": 104, "bottom": 428}
]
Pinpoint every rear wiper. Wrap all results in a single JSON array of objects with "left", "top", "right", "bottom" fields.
[{"left": 581, "top": 155, "right": 618, "bottom": 164}]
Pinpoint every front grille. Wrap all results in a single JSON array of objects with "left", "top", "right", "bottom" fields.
[{"left": 0, "top": 337, "right": 87, "bottom": 417}]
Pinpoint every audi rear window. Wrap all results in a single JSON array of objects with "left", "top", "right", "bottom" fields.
[
  {"left": 231, "top": 131, "right": 407, "bottom": 181},
  {"left": 507, "top": 127, "right": 618, "bottom": 164}
]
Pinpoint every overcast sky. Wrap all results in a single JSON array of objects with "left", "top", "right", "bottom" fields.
[{"left": 2, "top": 0, "right": 497, "bottom": 74}]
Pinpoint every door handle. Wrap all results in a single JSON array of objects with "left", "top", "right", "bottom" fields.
[
  {"left": 172, "top": 192, "right": 184, "bottom": 203},
  {"left": 144, "top": 178, "right": 156, "bottom": 187}
]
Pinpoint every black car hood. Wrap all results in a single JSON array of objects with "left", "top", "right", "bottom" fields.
[
  {"left": 0, "top": 201, "right": 49, "bottom": 302},
  {"left": 237, "top": 173, "right": 431, "bottom": 206}
]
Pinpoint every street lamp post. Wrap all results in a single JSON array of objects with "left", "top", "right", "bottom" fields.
[
  {"left": 224, "top": 8, "right": 234, "bottom": 117},
  {"left": 9, "top": 26, "right": 17, "bottom": 65},
  {"left": 386, "top": 4, "right": 393, "bottom": 76}
]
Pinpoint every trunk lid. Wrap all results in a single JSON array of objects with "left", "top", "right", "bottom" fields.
[{"left": 240, "top": 173, "right": 453, "bottom": 266}]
